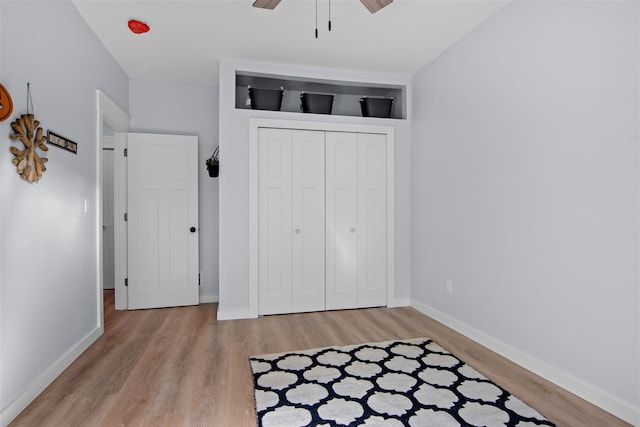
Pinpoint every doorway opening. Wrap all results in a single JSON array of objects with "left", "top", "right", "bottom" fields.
[
  {"left": 102, "top": 131, "right": 115, "bottom": 291},
  {"left": 97, "top": 90, "right": 130, "bottom": 333}
]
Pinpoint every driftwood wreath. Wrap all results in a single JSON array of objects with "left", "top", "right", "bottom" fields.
[{"left": 9, "top": 113, "right": 48, "bottom": 183}]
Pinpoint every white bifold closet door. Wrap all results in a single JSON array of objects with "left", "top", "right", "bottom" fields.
[
  {"left": 258, "top": 127, "right": 387, "bottom": 315},
  {"left": 258, "top": 128, "right": 326, "bottom": 315},
  {"left": 325, "top": 131, "right": 387, "bottom": 310}
]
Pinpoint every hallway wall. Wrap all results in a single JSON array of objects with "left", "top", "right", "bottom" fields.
[{"left": 0, "top": 1, "right": 129, "bottom": 423}]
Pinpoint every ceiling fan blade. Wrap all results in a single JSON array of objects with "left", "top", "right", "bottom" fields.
[
  {"left": 359, "top": 0, "right": 393, "bottom": 14},
  {"left": 252, "top": 0, "right": 282, "bottom": 10}
]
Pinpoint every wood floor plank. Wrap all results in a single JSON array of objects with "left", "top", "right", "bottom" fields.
[{"left": 9, "top": 291, "right": 631, "bottom": 427}]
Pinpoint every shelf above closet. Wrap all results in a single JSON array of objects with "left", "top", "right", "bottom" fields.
[{"left": 235, "top": 71, "right": 406, "bottom": 120}]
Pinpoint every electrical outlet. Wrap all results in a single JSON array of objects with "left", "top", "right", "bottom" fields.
[{"left": 446, "top": 280, "right": 453, "bottom": 295}]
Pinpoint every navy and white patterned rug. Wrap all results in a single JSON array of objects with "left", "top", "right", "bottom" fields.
[{"left": 250, "top": 338, "right": 556, "bottom": 426}]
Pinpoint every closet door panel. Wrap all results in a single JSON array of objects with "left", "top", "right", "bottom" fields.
[
  {"left": 357, "top": 133, "right": 387, "bottom": 307},
  {"left": 325, "top": 132, "right": 358, "bottom": 310},
  {"left": 292, "top": 130, "right": 325, "bottom": 312},
  {"left": 259, "top": 128, "right": 293, "bottom": 315}
]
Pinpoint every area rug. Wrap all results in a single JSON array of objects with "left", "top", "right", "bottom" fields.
[{"left": 250, "top": 338, "right": 556, "bottom": 426}]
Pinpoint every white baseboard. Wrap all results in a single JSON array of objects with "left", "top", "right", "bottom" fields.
[
  {"left": 216, "top": 307, "right": 258, "bottom": 321},
  {"left": 410, "top": 300, "right": 640, "bottom": 426},
  {"left": 199, "top": 294, "right": 219, "bottom": 304},
  {"left": 0, "top": 327, "right": 102, "bottom": 427},
  {"left": 388, "top": 298, "right": 410, "bottom": 308},
  {"left": 216, "top": 299, "right": 412, "bottom": 320}
]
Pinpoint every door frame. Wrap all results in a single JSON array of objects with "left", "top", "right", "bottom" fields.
[
  {"left": 248, "top": 118, "right": 395, "bottom": 318},
  {"left": 96, "top": 90, "right": 130, "bottom": 324}
]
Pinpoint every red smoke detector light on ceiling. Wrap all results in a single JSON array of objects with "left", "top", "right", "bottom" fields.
[{"left": 128, "top": 19, "right": 150, "bottom": 34}]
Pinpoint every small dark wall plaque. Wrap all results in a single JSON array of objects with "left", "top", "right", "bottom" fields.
[{"left": 48, "top": 131, "right": 77, "bottom": 154}]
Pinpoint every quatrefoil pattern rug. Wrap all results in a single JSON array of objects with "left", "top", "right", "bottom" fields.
[{"left": 250, "top": 338, "right": 556, "bottom": 426}]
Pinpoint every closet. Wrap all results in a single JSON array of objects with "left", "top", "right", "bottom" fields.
[{"left": 257, "top": 126, "right": 389, "bottom": 315}]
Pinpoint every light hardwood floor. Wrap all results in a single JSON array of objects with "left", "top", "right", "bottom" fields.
[{"left": 10, "top": 290, "right": 630, "bottom": 427}]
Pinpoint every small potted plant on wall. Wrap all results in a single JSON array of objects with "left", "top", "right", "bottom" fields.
[{"left": 206, "top": 146, "right": 219, "bottom": 177}]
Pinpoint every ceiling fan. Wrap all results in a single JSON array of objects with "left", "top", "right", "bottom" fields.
[{"left": 252, "top": 0, "right": 393, "bottom": 14}]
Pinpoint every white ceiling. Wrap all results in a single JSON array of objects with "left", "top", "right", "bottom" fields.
[{"left": 72, "top": 0, "right": 509, "bottom": 85}]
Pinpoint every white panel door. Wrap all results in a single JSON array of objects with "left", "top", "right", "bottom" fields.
[
  {"left": 127, "top": 133, "right": 199, "bottom": 309},
  {"left": 357, "top": 133, "right": 387, "bottom": 307},
  {"left": 325, "top": 132, "right": 358, "bottom": 310},
  {"left": 292, "top": 130, "right": 325, "bottom": 312},
  {"left": 259, "top": 128, "right": 293, "bottom": 314}
]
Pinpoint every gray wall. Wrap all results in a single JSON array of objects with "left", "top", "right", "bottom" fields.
[
  {"left": 0, "top": 0, "right": 129, "bottom": 420},
  {"left": 129, "top": 78, "right": 220, "bottom": 301},
  {"left": 410, "top": 0, "right": 639, "bottom": 420}
]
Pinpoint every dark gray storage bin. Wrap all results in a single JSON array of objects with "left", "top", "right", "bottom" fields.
[
  {"left": 301, "top": 92, "right": 334, "bottom": 114},
  {"left": 360, "top": 97, "right": 394, "bottom": 118},
  {"left": 248, "top": 86, "right": 284, "bottom": 111}
]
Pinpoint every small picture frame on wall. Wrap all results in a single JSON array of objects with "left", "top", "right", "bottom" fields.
[{"left": 47, "top": 131, "right": 77, "bottom": 154}]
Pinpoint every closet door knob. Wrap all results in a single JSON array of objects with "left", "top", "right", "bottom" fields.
[
  {"left": 190, "top": 226, "right": 197, "bottom": 233},
  {"left": 294, "top": 228, "right": 301, "bottom": 234},
  {"left": 350, "top": 227, "right": 356, "bottom": 233}
]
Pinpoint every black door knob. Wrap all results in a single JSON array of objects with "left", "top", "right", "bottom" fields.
[{"left": 190, "top": 227, "right": 197, "bottom": 233}]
